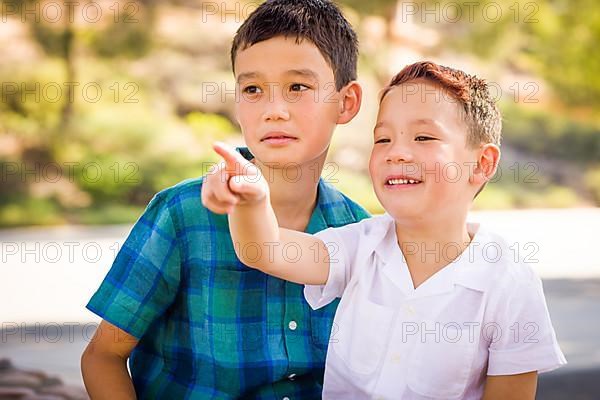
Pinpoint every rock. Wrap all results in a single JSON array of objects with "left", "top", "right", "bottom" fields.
[
  {"left": 0, "top": 386, "right": 36, "bottom": 397},
  {"left": 0, "top": 360, "right": 12, "bottom": 371},
  {"left": 0, "top": 359, "right": 88, "bottom": 400},
  {"left": 39, "top": 385, "right": 88, "bottom": 400},
  {"left": 0, "top": 371, "right": 43, "bottom": 387}
]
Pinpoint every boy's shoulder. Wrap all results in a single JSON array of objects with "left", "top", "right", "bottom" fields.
[
  {"left": 141, "top": 175, "right": 224, "bottom": 230},
  {"left": 318, "top": 180, "right": 371, "bottom": 227},
  {"left": 153, "top": 175, "right": 205, "bottom": 203},
  {"left": 463, "top": 226, "right": 541, "bottom": 292}
]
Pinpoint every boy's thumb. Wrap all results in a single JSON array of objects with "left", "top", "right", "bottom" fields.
[{"left": 229, "top": 175, "right": 265, "bottom": 200}]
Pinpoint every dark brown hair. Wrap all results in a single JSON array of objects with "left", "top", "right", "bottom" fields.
[{"left": 231, "top": 0, "right": 358, "bottom": 90}]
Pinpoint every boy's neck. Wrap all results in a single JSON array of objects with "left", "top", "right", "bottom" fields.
[
  {"left": 394, "top": 212, "right": 473, "bottom": 288},
  {"left": 254, "top": 156, "right": 325, "bottom": 231}
]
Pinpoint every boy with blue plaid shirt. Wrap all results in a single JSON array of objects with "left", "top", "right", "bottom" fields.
[{"left": 81, "top": 1, "right": 369, "bottom": 398}]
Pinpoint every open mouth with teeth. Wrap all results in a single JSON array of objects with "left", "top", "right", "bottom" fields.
[{"left": 386, "top": 178, "right": 423, "bottom": 186}]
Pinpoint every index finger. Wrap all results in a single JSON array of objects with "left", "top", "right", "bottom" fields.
[{"left": 212, "top": 141, "right": 251, "bottom": 175}]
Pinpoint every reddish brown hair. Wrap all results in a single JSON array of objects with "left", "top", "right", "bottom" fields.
[{"left": 381, "top": 61, "right": 502, "bottom": 148}]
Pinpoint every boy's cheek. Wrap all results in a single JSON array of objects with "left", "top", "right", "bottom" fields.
[
  {"left": 295, "top": 93, "right": 324, "bottom": 110},
  {"left": 306, "top": 86, "right": 337, "bottom": 105},
  {"left": 236, "top": 110, "right": 259, "bottom": 134},
  {"left": 368, "top": 151, "right": 384, "bottom": 174}
]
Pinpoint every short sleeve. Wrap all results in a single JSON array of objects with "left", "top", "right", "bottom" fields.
[
  {"left": 303, "top": 224, "right": 360, "bottom": 310},
  {"left": 487, "top": 276, "right": 567, "bottom": 375},
  {"left": 86, "top": 192, "right": 181, "bottom": 339}
]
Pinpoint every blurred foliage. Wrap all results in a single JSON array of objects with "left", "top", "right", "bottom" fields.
[
  {"left": 0, "top": 0, "right": 598, "bottom": 226},
  {"left": 85, "top": 22, "right": 153, "bottom": 59},
  {"left": 584, "top": 166, "right": 600, "bottom": 204},
  {"left": 473, "top": 167, "right": 581, "bottom": 210},
  {"left": 0, "top": 196, "right": 62, "bottom": 226},
  {"left": 186, "top": 112, "right": 238, "bottom": 144},
  {"left": 502, "top": 104, "right": 600, "bottom": 163},
  {"left": 82, "top": 5, "right": 156, "bottom": 58},
  {"left": 342, "top": 0, "right": 397, "bottom": 16},
  {"left": 417, "top": 0, "right": 600, "bottom": 108}
]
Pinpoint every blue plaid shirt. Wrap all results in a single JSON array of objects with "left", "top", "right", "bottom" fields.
[{"left": 87, "top": 158, "right": 370, "bottom": 399}]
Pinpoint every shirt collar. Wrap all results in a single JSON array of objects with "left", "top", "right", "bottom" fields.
[
  {"left": 452, "top": 225, "right": 493, "bottom": 293},
  {"left": 236, "top": 146, "right": 254, "bottom": 161},
  {"left": 372, "top": 214, "right": 490, "bottom": 296}
]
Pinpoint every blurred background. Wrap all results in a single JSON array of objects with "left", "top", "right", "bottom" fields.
[{"left": 0, "top": 0, "right": 598, "bottom": 398}]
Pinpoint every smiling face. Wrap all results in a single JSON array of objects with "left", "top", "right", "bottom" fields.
[
  {"left": 233, "top": 36, "right": 350, "bottom": 167},
  {"left": 369, "top": 79, "right": 484, "bottom": 224}
]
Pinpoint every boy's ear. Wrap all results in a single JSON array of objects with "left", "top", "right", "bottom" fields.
[
  {"left": 471, "top": 143, "right": 501, "bottom": 185},
  {"left": 336, "top": 81, "right": 362, "bottom": 124}
]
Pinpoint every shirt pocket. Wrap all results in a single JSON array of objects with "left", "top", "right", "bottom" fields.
[
  {"left": 332, "top": 296, "right": 396, "bottom": 375},
  {"left": 406, "top": 321, "right": 477, "bottom": 399}
]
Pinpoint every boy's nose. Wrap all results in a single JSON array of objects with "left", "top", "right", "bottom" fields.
[
  {"left": 262, "top": 91, "right": 290, "bottom": 121},
  {"left": 263, "top": 106, "right": 290, "bottom": 121},
  {"left": 385, "top": 149, "right": 413, "bottom": 164}
]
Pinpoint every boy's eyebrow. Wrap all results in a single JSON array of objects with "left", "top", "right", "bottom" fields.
[
  {"left": 236, "top": 69, "right": 319, "bottom": 83},
  {"left": 236, "top": 72, "right": 260, "bottom": 83},
  {"left": 284, "top": 69, "right": 319, "bottom": 81},
  {"left": 373, "top": 119, "right": 445, "bottom": 131},
  {"left": 410, "top": 118, "right": 447, "bottom": 132},
  {"left": 411, "top": 118, "right": 438, "bottom": 126}
]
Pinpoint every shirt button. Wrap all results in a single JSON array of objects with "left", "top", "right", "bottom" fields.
[
  {"left": 283, "top": 397, "right": 290, "bottom": 400},
  {"left": 288, "top": 321, "right": 298, "bottom": 331},
  {"left": 288, "top": 373, "right": 296, "bottom": 380}
]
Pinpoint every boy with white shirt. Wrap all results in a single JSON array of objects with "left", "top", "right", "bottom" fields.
[{"left": 213, "top": 61, "right": 566, "bottom": 399}]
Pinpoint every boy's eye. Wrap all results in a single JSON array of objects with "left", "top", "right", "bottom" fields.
[
  {"left": 415, "top": 136, "right": 435, "bottom": 141},
  {"left": 375, "top": 138, "right": 390, "bottom": 144},
  {"left": 242, "top": 85, "right": 262, "bottom": 94},
  {"left": 289, "top": 83, "right": 310, "bottom": 92}
]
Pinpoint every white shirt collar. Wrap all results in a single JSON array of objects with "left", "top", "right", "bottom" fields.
[{"left": 368, "top": 213, "right": 490, "bottom": 297}]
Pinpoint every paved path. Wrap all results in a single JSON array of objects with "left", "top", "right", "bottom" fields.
[{"left": 1, "top": 209, "right": 599, "bottom": 397}]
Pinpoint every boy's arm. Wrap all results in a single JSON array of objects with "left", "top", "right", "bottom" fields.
[
  {"left": 213, "top": 142, "right": 330, "bottom": 285},
  {"left": 482, "top": 372, "right": 537, "bottom": 400},
  {"left": 81, "top": 320, "right": 138, "bottom": 400}
]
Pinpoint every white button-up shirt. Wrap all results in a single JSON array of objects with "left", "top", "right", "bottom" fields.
[{"left": 305, "top": 214, "right": 566, "bottom": 399}]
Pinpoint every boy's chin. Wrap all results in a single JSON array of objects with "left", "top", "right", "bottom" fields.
[
  {"left": 384, "top": 206, "right": 421, "bottom": 221},
  {"left": 252, "top": 150, "right": 309, "bottom": 169},
  {"left": 252, "top": 146, "right": 325, "bottom": 169},
  {"left": 379, "top": 198, "right": 425, "bottom": 220}
]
